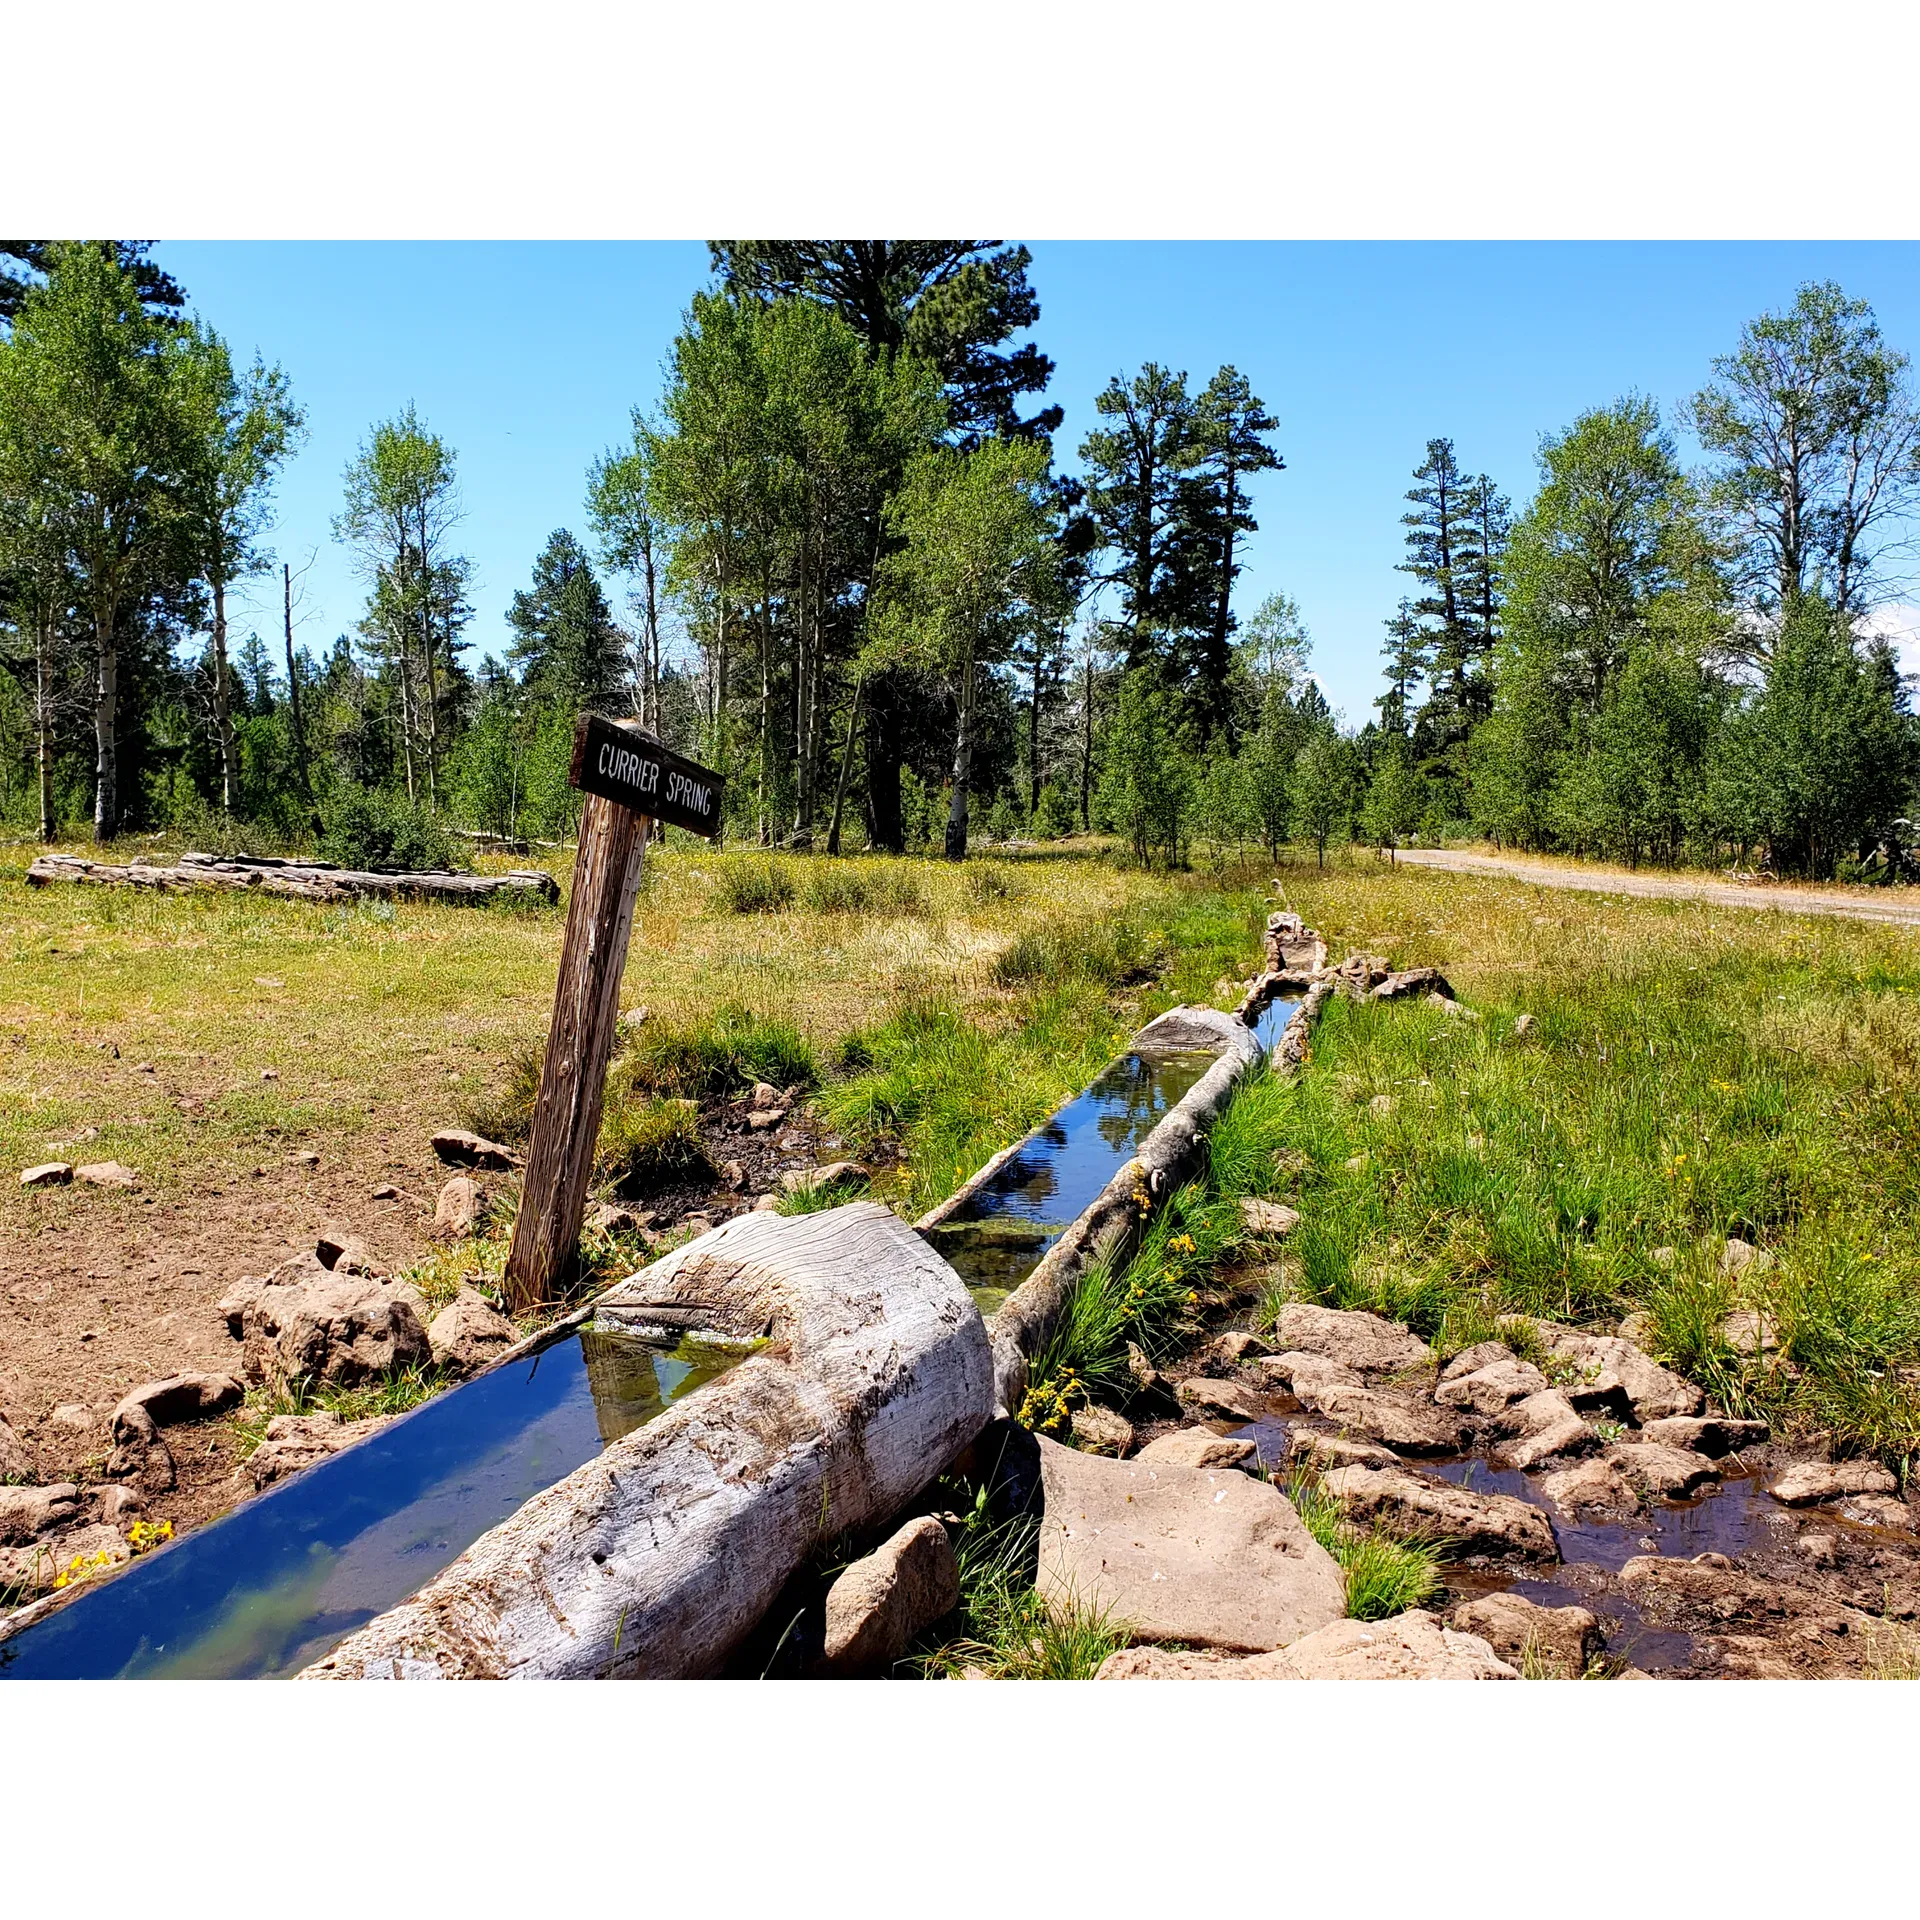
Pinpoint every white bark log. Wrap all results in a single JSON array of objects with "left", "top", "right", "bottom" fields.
[
  {"left": 300, "top": 1202, "right": 992, "bottom": 1680},
  {"left": 26, "top": 853, "right": 557, "bottom": 906}
]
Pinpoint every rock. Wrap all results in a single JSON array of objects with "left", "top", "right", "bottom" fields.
[
  {"left": 95, "top": 1484, "right": 145, "bottom": 1525},
  {"left": 746, "top": 1109, "right": 787, "bottom": 1133},
  {"left": 719, "top": 1159, "right": 746, "bottom": 1191},
  {"left": 0, "top": 1414, "right": 30, "bottom": 1482},
  {"left": 1262, "top": 1610, "right": 1517, "bottom": 1679},
  {"left": 622, "top": 1004, "right": 649, "bottom": 1029},
  {"left": 1370, "top": 967, "right": 1457, "bottom": 1003},
  {"left": 1491, "top": 1390, "right": 1596, "bottom": 1470},
  {"left": 780, "top": 1161, "right": 868, "bottom": 1196},
  {"left": 1649, "top": 1246, "right": 1677, "bottom": 1269},
  {"left": 751, "top": 1193, "right": 782, "bottom": 1212},
  {"left": 1450, "top": 1593, "right": 1601, "bottom": 1677},
  {"left": 1435, "top": 1357, "right": 1550, "bottom": 1413},
  {"left": 1069, "top": 1405, "right": 1135, "bottom": 1456},
  {"left": 1617, "top": 1310, "right": 1657, "bottom": 1346},
  {"left": 1036, "top": 1435, "right": 1344, "bottom": 1653},
  {"left": 0, "top": 1483, "right": 81, "bottom": 1545},
  {"left": 1273, "top": 1353, "right": 1465, "bottom": 1456},
  {"left": 1367, "top": 1093, "right": 1396, "bottom": 1119},
  {"left": 1770, "top": 1460, "right": 1898, "bottom": 1507},
  {"left": 1639, "top": 1413, "right": 1769, "bottom": 1457},
  {"left": 1175, "top": 1376, "right": 1268, "bottom": 1423},
  {"left": 1343, "top": 1153, "right": 1370, "bottom": 1174},
  {"left": 1094, "top": 1645, "right": 1253, "bottom": 1679},
  {"left": 1720, "top": 1310, "right": 1779, "bottom": 1354},
  {"left": 1604, "top": 1441, "right": 1721, "bottom": 1499},
  {"left": 1798, "top": 1532, "right": 1839, "bottom": 1567},
  {"left": 288, "top": 1150, "right": 320, "bottom": 1169},
  {"left": 1844, "top": 1492, "right": 1911, "bottom": 1528},
  {"left": 316, "top": 1231, "right": 381, "bottom": 1276},
  {"left": 112, "top": 1373, "right": 243, "bottom": 1435},
  {"left": 1620, "top": 1553, "right": 1791, "bottom": 1630},
  {"left": 105, "top": 1404, "right": 175, "bottom": 1491},
  {"left": 431, "top": 1175, "right": 483, "bottom": 1237},
  {"left": 1239, "top": 1198, "right": 1301, "bottom": 1237},
  {"left": 74, "top": 1161, "right": 137, "bottom": 1189},
  {"left": 1441, "top": 1341, "right": 1516, "bottom": 1382},
  {"left": 241, "top": 1410, "right": 350, "bottom": 1490},
  {"left": 749, "top": 1082, "right": 784, "bottom": 1111},
  {"left": 48, "top": 1403, "right": 97, "bottom": 1435},
  {"left": 1719, "top": 1237, "right": 1772, "bottom": 1277},
  {"left": 1125, "top": 1342, "right": 1178, "bottom": 1413},
  {"left": 1272, "top": 1303, "right": 1431, "bottom": 1377},
  {"left": 817, "top": 1516, "right": 959, "bottom": 1676},
  {"left": 1539, "top": 1455, "right": 1640, "bottom": 1515},
  {"left": 430, "top": 1128, "right": 520, "bottom": 1171},
  {"left": 1431, "top": 992, "right": 1479, "bottom": 1019},
  {"left": 1322, "top": 1463, "right": 1559, "bottom": 1561},
  {"left": 20, "top": 1162, "right": 72, "bottom": 1188},
  {"left": 371, "top": 1183, "right": 400, "bottom": 1200},
  {"left": 1135, "top": 1429, "right": 1256, "bottom": 1470},
  {"left": 230, "top": 1268, "right": 431, "bottom": 1387},
  {"left": 1511, "top": 1013, "right": 1535, "bottom": 1038},
  {"left": 1286, "top": 1429, "right": 1401, "bottom": 1473},
  {"left": 1534, "top": 1326, "right": 1704, "bottom": 1420},
  {"left": 1203, "top": 1330, "right": 1270, "bottom": 1367},
  {"left": 426, "top": 1287, "right": 518, "bottom": 1375}
]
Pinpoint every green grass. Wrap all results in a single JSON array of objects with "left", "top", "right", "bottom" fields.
[
  {"left": 715, "top": 858, "right": 796, "bottom": 914},
  {"left": 597, "top": 1094, "right": 714, "bottom": 1195},
  {"left": 912, "top": 1493, "right": 1130, "bottom": 1681},
  {"left": 802, "top": 864, "right": 925, "bottom": 917},
  {"left": 233, "top": 1363, "right": 448, "bottom": 1454},
  {"left": 1285, "top": 1463, "right": 1445, "bottom": 1619},
  {"left": 774, "top": 1174, "right": 869, "bottom": 1215},
  {"left": 618, "top": 1002, "right": 819, "bottom": 1100},
  {"left": 1241, "top": 919, "right": 1920, "bottom": 1465}
]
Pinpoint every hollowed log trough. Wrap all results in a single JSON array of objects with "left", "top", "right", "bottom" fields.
[{"left": 301, "top": 1203, "right": 991, "bottom": 1680}]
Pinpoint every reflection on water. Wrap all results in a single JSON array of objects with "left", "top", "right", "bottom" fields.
[
  {"left": 0, "top": 1330, "right": 735, "bottom": 1681},
  {"left": 937, "top": 994, "right": 1304, "bottom": 1308}
]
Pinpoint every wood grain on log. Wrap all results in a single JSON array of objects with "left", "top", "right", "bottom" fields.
[
  {"left": 25, "top": 853, "right": 556, "bottom": 906},
  {"left": 300, "top": 1203, "right": 993, "bottom": 1680},
  {"left": 503, "top": 792, "right": 649, "bottom": 1310}
]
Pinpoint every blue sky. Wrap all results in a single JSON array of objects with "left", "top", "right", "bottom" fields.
[{"left": 155, "top": 241, "right": 1920, "bottom": 724}]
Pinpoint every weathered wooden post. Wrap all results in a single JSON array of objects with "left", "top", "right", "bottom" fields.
[{"left": 504, "top": 714, "right": 725, "bottom": 1312}]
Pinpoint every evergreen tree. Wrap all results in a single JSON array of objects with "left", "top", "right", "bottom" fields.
[
  {"left": 506, "top": 529, "right": 623, "bottom": 713},
  {"left": 1377, "top": 597, "right": 1426, "bottom": 736},
  {"left": 1181, "top": 366, "right": 1283, "bottom": 732},
  {"left": 1399, "top": 438, "right": 1476, "bottom": 748},
  {"left": 0, "top": 242, "right": 186, "bottom": 328}
]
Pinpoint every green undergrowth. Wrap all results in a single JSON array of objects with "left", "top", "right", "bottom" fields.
[
  {"left": 1251, "top": 963, "right": 1920, "bottom": 1469},
  {"left": 1020, "top": 1070, "right": 1299, "bottom": 1429},
  {"left": 1284, "top": 1463, "right": 1445, "bottom": 1619},
  {"left": 232, "top": 1364, "right": 449, "bottom": 1455},
  {"left": 616, "top": 1002, "right": 818, "bottom": 1101},
  {"left": 774, "top": 1174, "right": 870, "bottom": 1215},
  {"left": 912, "top": 1491, "right": 1130, "bottom": 1680}
]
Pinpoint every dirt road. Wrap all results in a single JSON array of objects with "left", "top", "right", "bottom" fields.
[{"left": 1394, "top": 848, "right": 1920, "bottom": 928}]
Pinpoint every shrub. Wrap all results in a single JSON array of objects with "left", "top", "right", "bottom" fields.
[
  {"left": 715, "top": 858, "right": 795, "bottom": 914},
  {"left": 319, "top": 784, "right": 466, "bottom": 872}
]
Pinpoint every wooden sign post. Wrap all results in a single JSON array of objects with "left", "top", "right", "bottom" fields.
[{"left": 503, "top": 714, "right": 725, "bottom": 1312}]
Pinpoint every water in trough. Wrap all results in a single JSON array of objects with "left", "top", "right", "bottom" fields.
[
  {"left": 0, "top": 1329, "right": 736, "bottom": 1680},
  {"left": 930, "top": 993, "right": 1303, "bottom": 1313}
]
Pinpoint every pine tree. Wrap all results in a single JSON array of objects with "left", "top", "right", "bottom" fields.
[
  {"left": 1398, "top": 438, "right": 1475, "bottom": 748},
  {"left": 1377, "top": 597, "right": 1427, "bottom": 736},
  {"left": 1452, "top": 474, "right": 1510, "bottom": 719},
  {"left": 507, "top": 529, "right": 624, "bottom": 713}
]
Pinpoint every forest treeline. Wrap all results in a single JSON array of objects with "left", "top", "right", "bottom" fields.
[{"left": 0, "top": 241, "right": 1915, "bottom": 879}]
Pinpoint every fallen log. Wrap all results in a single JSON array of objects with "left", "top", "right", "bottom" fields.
[
  {"left": 299, "top": 1202, "right": 993, "bottom": 1680},
  {"left": 26, "top": 853, "right": 557, "bottom": 907}
]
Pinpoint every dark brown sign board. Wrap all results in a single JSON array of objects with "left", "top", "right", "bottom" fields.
[{"left": 569, "top": 711, "right": 725, "bottom": 840}]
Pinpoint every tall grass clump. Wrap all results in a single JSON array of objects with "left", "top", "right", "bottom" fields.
[
  {"left": 802, "top": 862, "right": 925, "bottom": 917},
  {"left": 992, "top": 914, "right": 1168, "bottom": 991},
  {"left": 618, "top": 1002, "right": 818, "bottom": 1100},
  {"left": 1286, "top": 1463, "right": 1444, "bottom": 1619},
  {"left": 597, "top": 1094, "right": 714, "bottom": 1194},
  {"left": 715, "top": 858, "right": 795, "bottom": 914},
  {"left": 913, "top": 1495, "right": 1129, "bottom": 1680}
]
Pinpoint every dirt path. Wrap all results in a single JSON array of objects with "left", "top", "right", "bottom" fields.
[{"left": 1394, "top": 848, "right": 1920, "bottom": 928}]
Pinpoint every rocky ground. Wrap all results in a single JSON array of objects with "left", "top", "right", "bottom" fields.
[
  {"left": 0, "top": 1079, "right": 862, "bottom": 1623},
  {"left": 1056, "top": 1294, "right": 1920, "bottom": 1679}
]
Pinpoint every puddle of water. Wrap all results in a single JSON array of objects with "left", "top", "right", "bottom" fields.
[
  {"left": 937, "top": 995, "right": 1303, "bottom": 1308},
  {"left": 0, "top": 1330, "right": 735, "bottom": 1681}
]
